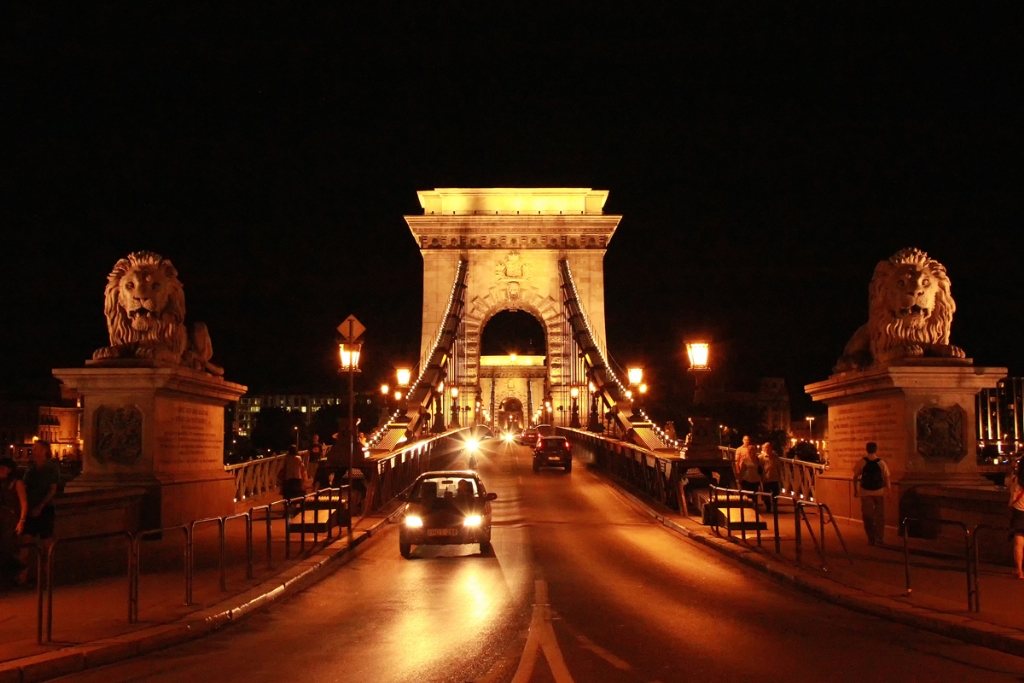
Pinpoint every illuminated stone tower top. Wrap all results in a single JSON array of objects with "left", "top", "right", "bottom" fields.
[{"left": 406, "top": 188, "right": 621, "bottom": 412}]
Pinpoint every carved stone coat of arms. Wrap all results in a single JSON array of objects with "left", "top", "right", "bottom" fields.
[
  {"left": 916, "top": 405, "right": 966, "bottom": 463},
  {"left": 95, "top": 405, "right": 144, "bottom": 464}
]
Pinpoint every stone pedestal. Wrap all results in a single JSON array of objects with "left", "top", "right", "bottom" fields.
[
  {"left": 805, "top": 360, "right": 1005, "bottom": 526},
  {"left": 53, "top": 363, "right": 247, "bottom": 529}
]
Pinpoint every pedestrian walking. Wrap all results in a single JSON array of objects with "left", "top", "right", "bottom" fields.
[
  {"left": 1008, "top": 457, "right": 1024, "bottom": 578},
  {"left": 279, "top": 445, "right": 307, "bottom": 501},
  {"left": 853, "top": 442, "right": 890, "bottom": 545},
  {"left": 734, "top": 435, "right": 761, "bottom": 495},
  {"left": 309, "top": 434, "right": 324, "bottom": 462},
  {"left": 759, "top": 442, "right": 782, "bottom": 511},
  {"left": 0, "top": 457, "right": 28, "bottom": 584}
]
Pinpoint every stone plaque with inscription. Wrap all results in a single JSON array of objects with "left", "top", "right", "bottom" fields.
[{"left": 155, "top": 402, "right": 225, "bottom": 472}]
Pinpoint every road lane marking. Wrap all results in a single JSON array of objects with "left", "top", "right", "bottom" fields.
[
  {"left": 574, "top": 634, "right": 630, "bottom": 670},
  {"left": 510, "top": 579, "right": 575, "bottom": 683}
]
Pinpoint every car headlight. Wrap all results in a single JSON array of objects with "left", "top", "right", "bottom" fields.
[
  {"left": 504, "top": 433, "right": 513, "bottom": 442},
  {"left": 466, "top": 438, "right": 479, "bottom": 452},
  {"left": 405, "top": 515, "right": 424, "bottom": 528},
  {"left": 463, "top": 515, "right": 482, "bottom": 527}
]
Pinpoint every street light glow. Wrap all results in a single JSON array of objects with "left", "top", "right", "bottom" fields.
[
  {"left": 338, "top": 342, "right": 362, "bottom": 370},
  {"left": 627, "top": 367, "right": 643, "bottom": 385},
  {"left": 396, "top": 367, "right": 412, "bottom": 387},
  {"left": 686, "top": 341, "right": 710, "bottom": 371}
]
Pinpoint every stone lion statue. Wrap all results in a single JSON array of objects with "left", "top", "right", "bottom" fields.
[
  {"left": 92, "top": 251, "right": 224, "bottom": 375},
  {"left": 835, "top": 248, "right": 965, "bottom": 372}
]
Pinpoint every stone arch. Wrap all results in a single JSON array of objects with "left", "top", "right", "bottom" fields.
[{"left": 462, "top": 283, "right": 566, "bottom": 393}]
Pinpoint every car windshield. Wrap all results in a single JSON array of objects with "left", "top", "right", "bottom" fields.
[
  {"left": 540, "top": 438, "right": 566, "bottom": 450},
  {"left": 413, "top": 477, "right": 479, "bottom": 501}
]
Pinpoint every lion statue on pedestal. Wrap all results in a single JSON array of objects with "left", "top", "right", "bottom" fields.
[
  {"left": 835, "top": 248, "right": 965, "bottom": 373},
  {"left": 91, "top": 251, "right": 223, "bottom": 375}
]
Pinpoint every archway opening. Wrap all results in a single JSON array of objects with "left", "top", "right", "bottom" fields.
[{"left": 480, "top": 310, "right": 545, "bottom": 356}]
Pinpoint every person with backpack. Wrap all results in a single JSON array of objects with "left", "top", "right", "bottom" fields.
[{"left": 853, "top": 442, "right": 890, "bottom": 545}]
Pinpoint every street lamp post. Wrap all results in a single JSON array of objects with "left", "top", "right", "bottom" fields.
[
  {"left": 570, "top": 387, "right": 581, "bottom": 428},
  {"left": 627, "top": 367, "right": 643, "bottom": 421},
  {"left": 338, "top": 332, "right": 362, "bottom": 538},
  {"left": 685, "top": 339, "right": 711, "bottom": 405},
  {"left": 449, "top": 387, "right": 460, "bottom": 429},
  {"left": 587, "top": 381, "right": 601, "bottom": 432},
  {"left": 806, "top": 416, "right": 815, "bottom": 441}
]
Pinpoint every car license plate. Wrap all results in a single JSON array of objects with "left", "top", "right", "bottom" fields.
[
  {"left": 548, "top": 457, "right": 561, "bottom": 462},
  {"left": 427, "top": 528, "right": 459, "bottom": 537}
]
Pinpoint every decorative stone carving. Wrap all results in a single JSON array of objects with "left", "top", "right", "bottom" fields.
[
  {"left": 496, "top": 251, "right": 529, "bottom": 281},
  {"left": 835, "top": 248, "right": 966, "bottom": 372},
  {"left": 94, "top": 405, "right": 143, "bottom": 464},
  {"left": 916, "top": 405, "right": 966, "bottom": 463},
  {"left": 91, "top": 251, "right": 224, "bottom": 375}
]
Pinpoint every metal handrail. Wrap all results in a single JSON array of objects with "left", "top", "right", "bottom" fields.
[
  {"left": 795, "top": 501, "right": 850, "bottom": 570},
  {"left": 36, "top": 532, "right": 133, "bottom": 643},
  {"left": 970, "top": 524, "right": 1010, "bottom": 613},
  {"left": 901, "top": 516, "right": 974, "bottom": 611},
  {"left": 189, "top": 517, "right": 227, "bottom": 592},
  {"left": 132, "top": 525, "right": 191, "bottom": 620}
]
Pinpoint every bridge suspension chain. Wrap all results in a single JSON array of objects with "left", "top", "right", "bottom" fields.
[
  {"left": 558, "top": 259, "right": 676, "bottom": 451},
  {"left": 370, "top": 259, "right": 469, "bottom": 451}
]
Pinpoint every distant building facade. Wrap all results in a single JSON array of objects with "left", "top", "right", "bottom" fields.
[
  {"left": 0, "top": 395, "right": 82, "bottom": 462},
  {"left": 234, "top": 394, "right": 348, "bottom": 437}
]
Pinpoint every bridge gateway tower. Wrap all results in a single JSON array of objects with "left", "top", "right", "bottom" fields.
[{"left": 405, "top": 189, "right": 620, "bottom": 428}]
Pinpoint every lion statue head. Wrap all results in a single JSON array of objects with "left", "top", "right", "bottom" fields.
[
  {"left": 835, "top": 248, "right": 965, "bottom": 372},
  {"left": 91, "top": 251, "right": 221, "bottom": 374}
]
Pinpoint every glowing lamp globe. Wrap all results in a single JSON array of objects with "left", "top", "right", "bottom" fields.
[
  {"left": 627, "top": 367, "right": 643, "bottom": 386},
  {"left": 396, "top": 367, "right": 412, "bottom": 388},
  {"left": 339, "top": 342, "right": 362, "bottom": 371},
  {"left": 686, "top": 342, "right": 710, "bottom": 371}
]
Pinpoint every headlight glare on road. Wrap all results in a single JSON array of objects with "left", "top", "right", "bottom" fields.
[
  {"left": 504, "top": 433, "right": 513, "bottom": 443},
  {"left": 405, "top": 515, "right": 423, "bottom": 528},
  {"left": 466, "top": 438, "right": 479, "bottom": 452},
  {"left": 463, "top": 515, "right": 482, "bottom": 527}
]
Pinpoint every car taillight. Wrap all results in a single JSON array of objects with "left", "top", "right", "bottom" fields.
[{"left": 564, "top": 441, "right": 570, "bottom": 449}]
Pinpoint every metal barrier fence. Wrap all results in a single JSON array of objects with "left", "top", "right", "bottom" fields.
[
  {"left": 31, "top": 485, "right": 347, "bottom": 644},
  {"left": 36, "top": 532, "right": 134, "bottom": 644},
  {"left": 362, "top": 429, "right": 472, "bottom": 513},
  {"left": 779, "top": 458, "right": 826, "bottom": 501},
  {"left": 558, "top": 428, "right": 687, "bottom": 512},
  {"left": 709, "top": 485, "right": 851, "bottom": 571},
  {"left": 900, "top": 518, "right": 1008, "bottom": 613}
]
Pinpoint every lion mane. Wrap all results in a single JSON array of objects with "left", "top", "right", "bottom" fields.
[
  {"left": 92, "top": 251, "right": 197, "bottom": 365},
  {"left": 835, "top": 248, "right": 965, "bottom": 372},
  {"left": 105, "top": 251, "right": 186, "bottom": 358}
]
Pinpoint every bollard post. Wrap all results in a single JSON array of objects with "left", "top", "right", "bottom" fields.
[
  {"left": 36, "top": 547, "right": 44, "bottom": 644},
  {"left": 219, "top": 518, "right": 227, "bottom": 592},
  {"left": 902, "top": 519, "right": 912, "bottom": 596}
]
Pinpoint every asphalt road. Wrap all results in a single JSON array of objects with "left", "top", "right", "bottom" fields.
[{"left": 55, "top": 440, "right": 1024, "bottom": 683}]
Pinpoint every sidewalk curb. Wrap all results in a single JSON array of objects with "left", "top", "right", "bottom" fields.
[
  {"left": 607, "top": 478, "right": 1024, "bottom": 659},
  {"left": 0, "top": 515, "right": 397, "bottom": 683}
]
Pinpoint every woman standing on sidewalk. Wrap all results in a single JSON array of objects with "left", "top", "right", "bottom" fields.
[{"left": 1009, "top": 457, "right": 1024, "bottom": 578}]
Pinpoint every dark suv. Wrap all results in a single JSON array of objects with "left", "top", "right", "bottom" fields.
[{"left": 533, "top": 436, "right": 572, "bottom": 473}]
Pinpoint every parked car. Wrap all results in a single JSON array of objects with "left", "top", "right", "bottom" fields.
[
  {"left": 398, "top": 470, "right": 497, "bottom": 558},
  {"left": 533, "top": 436, "right": 572, "bottom": 473}
]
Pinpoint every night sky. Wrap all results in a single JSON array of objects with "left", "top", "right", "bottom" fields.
[{"left": 2, "top": 5, "right": 1021, "bottom": 418}]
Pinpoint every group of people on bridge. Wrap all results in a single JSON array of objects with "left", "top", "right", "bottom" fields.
[{"left": 0, "top": 440, "right": 60, "bottom": 588}]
